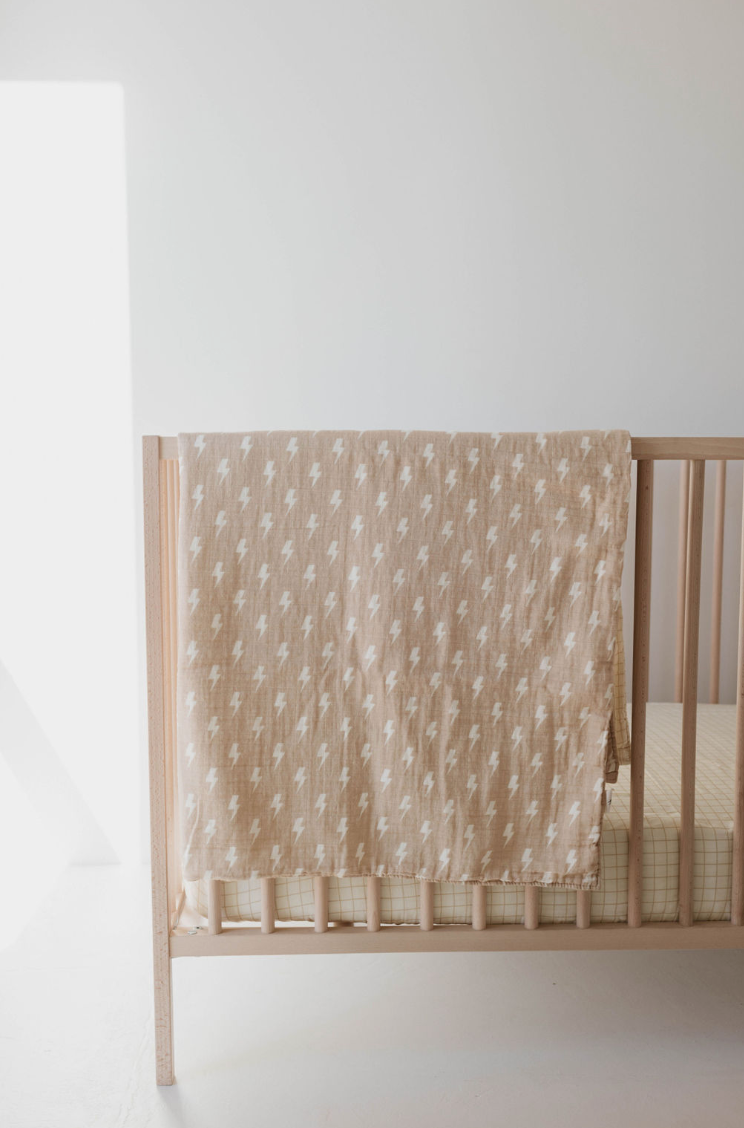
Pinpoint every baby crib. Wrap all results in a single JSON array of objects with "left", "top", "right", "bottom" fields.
[{"left": 143, "top": 435, "right": 744, "bottom": 1085}]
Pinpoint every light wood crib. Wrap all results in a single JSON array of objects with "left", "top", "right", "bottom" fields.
[{"left": 143, "top": 435, "right": 744, "bottom": 1086}]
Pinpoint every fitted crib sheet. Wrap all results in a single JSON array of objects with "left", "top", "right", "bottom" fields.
[{"left": 185, "top": 703, "right": 737, "bottom": 925}]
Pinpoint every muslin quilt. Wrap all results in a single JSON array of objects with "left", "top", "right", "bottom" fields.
[{"left": 177, "top": 430, "right": 631, "bottom": 889}]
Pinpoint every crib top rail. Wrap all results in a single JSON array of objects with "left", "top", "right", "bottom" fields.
[{"left": 155, "top": 436, "right": 744, "bottom": 461}]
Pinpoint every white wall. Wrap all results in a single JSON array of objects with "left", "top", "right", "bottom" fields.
[
  {"left": 0, "top": 84, "right": 137, "bottom": 883},
  {"left": 2, "top": 1, "right": 743, "bottom": 854}
]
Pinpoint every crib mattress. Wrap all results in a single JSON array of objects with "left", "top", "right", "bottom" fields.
[{"left": 186, "top": 703, "right": 736, "bottom": 926}]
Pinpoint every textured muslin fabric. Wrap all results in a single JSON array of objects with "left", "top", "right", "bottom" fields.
[
  {"left": 186, "top": 704, "right": 738, "bottom": 925},
  {"left": 177, "top": 430, "right": 631, "bottom": 889}
]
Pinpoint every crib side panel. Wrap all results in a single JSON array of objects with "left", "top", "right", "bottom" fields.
[{"left": 155, "top": 436, "right": 744, "bottom": 951}]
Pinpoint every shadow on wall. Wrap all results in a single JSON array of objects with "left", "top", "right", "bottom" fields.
[
  {"left": 0, "top": 661, "right": 117, "bottom": 865},
  {"left": 0, "top": 661, "right": 118, "bottom": 949}
]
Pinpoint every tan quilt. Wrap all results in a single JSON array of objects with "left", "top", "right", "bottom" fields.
[{"left": 177, "top": 430, "right": 631, "bottom": 889}]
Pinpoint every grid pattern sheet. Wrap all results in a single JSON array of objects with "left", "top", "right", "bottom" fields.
[{"left": 187, "top": 704, "right": 736, "bottom": 925}]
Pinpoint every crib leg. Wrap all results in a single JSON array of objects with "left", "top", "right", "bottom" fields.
[{"left": 153, "top": 951, "right": 175, "bottom": 1085}]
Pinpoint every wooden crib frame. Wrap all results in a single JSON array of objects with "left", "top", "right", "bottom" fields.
[{"left": 143, "top": 435, "right": 744, "bottom": 1085}]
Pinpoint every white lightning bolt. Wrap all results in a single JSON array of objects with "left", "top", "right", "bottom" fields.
[{"left": 279, "top": 592, "right": 292, "bottom": 615}]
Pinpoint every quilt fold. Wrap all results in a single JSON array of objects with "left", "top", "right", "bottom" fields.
[{"left": 177, "top": 430, "right": 631, "bottom": 889}]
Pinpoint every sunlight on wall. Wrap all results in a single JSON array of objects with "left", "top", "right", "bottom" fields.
[{"left": 0, "top": 84, "right": 138, "bottom": 916}]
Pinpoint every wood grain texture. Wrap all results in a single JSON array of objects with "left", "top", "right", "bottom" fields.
[
  {"left": 472, "top": 884, "right": 487, "bottom": 931},
  {"left": 420, "top": 881, "right": 434, "bottom": 931},
  {"left": 314, "top": 876, "right": 329, "bottom": 933},
  {"left": 169, "top": 921, "right": 744, "bottom": 957},
  {"left": 207, "top": 879, "right": 223, "bottom": 935},
  {"left": 261, "top": 878, "right": 276, "bottom": 934},
  {"left": 628, "top": 460, "right": 654, "bottom": 928},
  {"left": 168, "top": 463, "right": 182, "bottom": 914},
  {"left": 159, "top": 435, "right": 744, "bottom": 463},
  {"left": 524, "top": 886, "right": 539, "bottom": 930},
  {"left": 631, "top": 438, "right": 744, "bottom": 460},
  {"left": 679, "top": 460, "right": 705, "bottom": 928},
  {"left": 366, "top": 876, "right": 381, "bottom": 932},
  {"left": 732, "top": 472, "right": 744, "bottom": 925},
  {"left": 143, "top": 437, "right": 175, "bottom": 1086},
  {"left": 158, "top": 466, "right": 175, "bottom": 921},
  {"left": 710, "top": 460, "right": 726, "bottom": 704},
  {"left": 161, "top": 462, "right": 183, "bottom": 926},
  {"left": 675, "top": 460, "right": 690, "bottom": 703},
  {"left": 576, "top": 890, "right": 591, "bottom": 929}
]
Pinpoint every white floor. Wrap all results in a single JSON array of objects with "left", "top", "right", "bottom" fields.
[{"left": 2, "top": 867, "right": 743, "bottom": 1128}]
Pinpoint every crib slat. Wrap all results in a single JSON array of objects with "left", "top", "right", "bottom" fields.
[
  {"left": 679, "top": 459, "right": 705, "bottom": 928},
  {"left": 576, "top": 890, "right": 591, "bottom": 929},
  {"left": 710, "top": 461, "right": 727, "bottom": 704},
  {"left": 158, "top": 465, "right": 176, "bottom": 923},
  {"left": 420, "top": 880, "right": 434, "bottom": 931},
  {"left": 472, "top": 884, "right": 487, "bottom": 931},
  {"left": 165, "top": 461, "right": 182, "bottom": 921},
  {"left": 168, "top": 463, "right": 181, "bottom": 906},
  {"left": 675, "top": 460, "right": 690, "bottom": 703},
  {"left": 207, "top": 879, "right": 223, "bottom": 935},
  {"left": 313, "top": 876, "right": 329, "bottom": 933},
  {"left": 260, "top": 877, "right": 275, "bottom": 934},
  {"left": 732, "top": 474, "right": 744, "bottom": 925},
  {"left": 366, "top": 876, "right": 381, "bottom": 931},
  {"left": 524, "top": 886, "right": 539, "bottom": 930},
  {"left": 628, "top": 459, "right": 654, "bottom": 928}
]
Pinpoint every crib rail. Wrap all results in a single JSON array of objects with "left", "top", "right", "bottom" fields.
[{"left": 145, "top": 436, "right": 744, "bottom": 956}]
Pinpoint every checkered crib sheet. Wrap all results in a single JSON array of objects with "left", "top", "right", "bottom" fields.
[{"left": 186, "top": 703, "right": 736, "bottom": 925}]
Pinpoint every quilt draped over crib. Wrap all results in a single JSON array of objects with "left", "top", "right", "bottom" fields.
[{"left": 177, "top": 430, "right": 631, "bottom": 889}]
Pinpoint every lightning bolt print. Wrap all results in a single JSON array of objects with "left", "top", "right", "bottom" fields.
[{"left": 177, "top": 429, "right": 630, "bottom": 894}]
